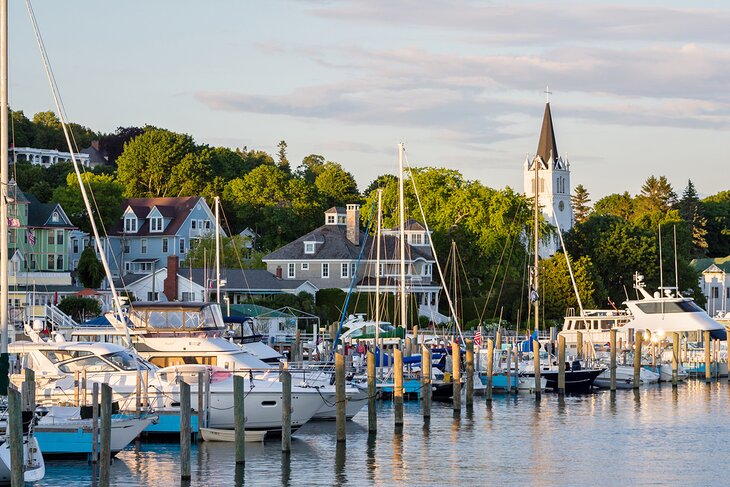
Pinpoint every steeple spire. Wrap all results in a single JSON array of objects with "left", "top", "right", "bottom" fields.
[{"left": 536, "top": 100, "right": 558, "bottom": 165}]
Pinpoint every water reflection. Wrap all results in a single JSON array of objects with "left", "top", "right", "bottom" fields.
[
  {"left": 366, "top": 436, "right": 376, "bottom": 484},
  {"left": 334, "top": 442, "right": 346, "bottom": 485},
  {"left": 281, "top": 452, "right": 291, "bottom": 487}
]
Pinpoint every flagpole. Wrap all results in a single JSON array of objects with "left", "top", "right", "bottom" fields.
[{"left": 0, "top": 0, "right": 10, "bottom": 396}]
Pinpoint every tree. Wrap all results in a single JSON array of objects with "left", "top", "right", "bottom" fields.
[
  {"left": 593, "top": 192, "right": 634, "bottom": 220},
  {"left": 53, "top": 172, "right": 124, "bottom": 233},
  {"left": 116, "top": 127, "right": 210, "bottom": 197},
  {"left": 8, "top": 109, "right": 34, "bottom": 147},
  {"left": 571, "top": 184, "right": 591, "bottom": 224},
  {"left": 57, "top": 296, "right": 102, "bottom": 322},
  {"left": 634, "top": 175, "right": 676, "bottom": 217},
  {"left": 277, "top": 140, "right": 290, "bottom": 174},
  {"left": 76, "top": 247, "right": 105, "bottom": 288},
  {"left": 701, "top": 190, "right": 730, "bottom": 257},
  {"left": 295, "top": 154, "right": 326, "bottom": 183},
  {"left": 314, "top": 161, "right": 360, "bottom": 207},
  {"left": 539, "top": 252, "right": 606, "bottom": 320},
  {"left": 99, "top": 126, "right": 145, "bottom": 164},
  {"left": 678, "top": 180, "right": 708, "bottom": 257},
  {"left": 182, "top": 235, "right": 260, "bottom": 269}
]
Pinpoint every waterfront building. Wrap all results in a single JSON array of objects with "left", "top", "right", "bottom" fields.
[
  {"left": 10, "top": 145, "right": 91, "bottom": 168},
  {"left": 691, "top": 256, "right": 730, "bottom": 317},
  {"left": 523, "top": 98, "right": 573, "bottom": 257}
]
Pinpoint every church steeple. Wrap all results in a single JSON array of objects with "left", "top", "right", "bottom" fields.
[{"left": 536, "top": 102, "right": 558, "bottom": 165}]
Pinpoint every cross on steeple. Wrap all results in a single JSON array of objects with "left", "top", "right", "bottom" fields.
[{"left": 545, "top": 86, "right": 552, "bottom": 103}]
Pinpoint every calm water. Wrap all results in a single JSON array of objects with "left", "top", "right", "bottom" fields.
[{"left": 33, "top": 380, "right": 730, "bottom": 486}]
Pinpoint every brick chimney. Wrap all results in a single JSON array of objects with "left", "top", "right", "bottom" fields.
[
  {"left": 163, "top": 255, "right": 179, "bottom": 301},
  {"left": 346, "top": 204, "right": 360, "bottom": 245},
  {"left": 275, "top": 266, "right": 282, "bottom": 279},
  {"left": 91, "top": 140, "right": 100, "bottom": 151}
]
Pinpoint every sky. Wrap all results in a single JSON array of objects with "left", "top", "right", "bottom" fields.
[{"left": 8, "top": 0, "right": 730, "bottom": 201}]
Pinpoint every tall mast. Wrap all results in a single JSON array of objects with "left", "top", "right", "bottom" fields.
[
  {"left": 215, "top": 196, "right": 221, "bottom": 304},
  {"left": 398, "top": 143, "right": 407, "bottom": 331},
  {"left": 0, "top": 0, "right": 9, "bottom": 391},
  {"left": 533, "top": 155, "right": 540, "bottom": 333},
  {"left": 375, "top": 188, "right": 382, "bottom": 345}
]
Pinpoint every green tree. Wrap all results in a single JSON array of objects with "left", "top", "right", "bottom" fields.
[
  {"left": 571, "top": 184, "right": 591, "bottom": 224},
  {"left": 539, "top": 252, "right": 606, "bottom": 320},
  {"left": 277, "top": 140, "right": 290, "bottom": 174},
  {"left": 701, "top": 190, "right": 730, "bottom": 257},
  {"left": 295, "top": 154, "right": 326, "bottom": 183},
  {"left": 678, "top": 180, "right": 708, "bottom": 257},
  {"left": 52, "top": 172, "right": 124, "bottom": 233},
  {"left": 634, "top": 175, "right": 676, "bottom": 217},
  {"left": 593, "top": 192, "right": 634, "bottom": 220},
  {"left": 76, "top": 247, "right": 105, "bottom": 288},
  {"left": 8, "top": 109, "right": 34, "bottom": 146},
  {"left": 99, "top": 126, "right": 144, "bottom": 164},
  {"left": 182, "top": 235, "right": 260, "bottom": 269},
  {"left": 57, "top": 296, "right": 102, "bottom": 322},
  {"left": 314, "top": 161, "right": 359, "bottom": 207},
  {"left": 116, "top": 127, "right": 210, "bottom": 197}
]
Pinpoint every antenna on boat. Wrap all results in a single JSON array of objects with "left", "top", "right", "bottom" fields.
[
  {"left": 673, "top": 225, "right": 679, "bottom": 297},
  {"left": 658, "top": 224, "right": 664, "bottom": 290}
]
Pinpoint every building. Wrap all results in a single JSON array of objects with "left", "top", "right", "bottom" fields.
[
  {"left": 80, "top": 141, "right": 110, "bottom": 168},
  {"left": 690, "top": 256, "right": 730, "bottom": 318},
  {"left": 523, "top": 98, "right": 573, "bottom": 257},
  {"left": 263, "top": 205, "right": 442, "bottom": 320},
  {"left": 113, "top": 256, "right": 316, "bottom": 303},
  {"left": 6, "top": 180, "right": 83, "bottom": 326},
  {"left": 100, "top": 196, "right": 225, "bottom": 278},
  {"left": 10, "top": 146, "right": 91, "bottom": 168}
]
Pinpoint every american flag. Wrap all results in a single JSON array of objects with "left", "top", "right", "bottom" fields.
[
  {"left": 7, "top": 218, "right": 20, "bottom": 228},
  {"left": 474, "top": 329, "right": 483, "bottom": 347},
  {"left": 26, "top": 228, "right": 36, "bottom": 245}
]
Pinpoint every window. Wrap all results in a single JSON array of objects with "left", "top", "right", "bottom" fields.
[
  {"left": 47, "top": 254, "right": 54, "bottom": 270},
  {"left": 73, "top": 239, "right": 79, "bottom": 254},
  {"left": 147, "top": 292, "right": 159, "bottom": 301},
  {"left": 635, "top": 301, "right": 703, "bottom": 314},
  {"left": 150, "top": 216, "right": 163, "bottom": 232},
  {"left": 179, "top": 238, "right": 186, "bottom": 253},
  {"left": 125, "top": 262, "right": 131, "bottom": 272},
  {"left": 141, "top": 238, "right": 148, "bottom": 254},
  {"left": 304, "top": 242, "right": 315, "bottom": 254},
  {"left": 204, "top": 220, "right": 211, "bottom": 230},
  {"left": 56, "top": 255, "right": 63, "bottom": 270},
  {"left": 56, "top": 230, "right": 64, "bottom": 245},
  {"left": 301, "top": 263, "right": 309, "bottom": 270},
  {"left": 124, "top": 243, "right": 130, "bottom": 254},
  {"left": 351, "top": 263, "right": 356, "bottom": 276},
  {"left": 162, "top": 238, "right": 169, "bottom": 253},
  {"left": 51, "top": 211, "right": 59, "bottom": 223},
  {"left": 378, "top": 263, "right": 384, "bottom": 277},
  {"left": 125, "top": 217, "right": 137, "bottom": 233},
  {"left": 423, "top": 264, "right": 432, "bottom": 276},
  {"left": 48, "top": 232, "right": 55, "bottom": 245},
  {"left": 727, "top": 287, "right": 730, "bottom": 299},
  {"left": 712, "top": 287, "right": 720, "bottom": 299},
  {"left": 341, "top": 263, "right": 349, "bottom": 278},
  {"left": 321, "top": 263, "right": 329, "bottom": 278},
  {"left": 326, "top": 215, "right": 335, "bottom": 224},
  {"left": 288, "top": 263, "right": 295, "bottom": 279},
  {"left": 411, "top": 233, "right": 422, "bottom": 245},
  {"left": 191, "top": 220, "right": 197, "bottom": 230},
  {"left": 337, "top": 215, "right": 346, "bottom": 224},
  {"left": 29, "top": 255, "right": 36, "bottom": 270}
]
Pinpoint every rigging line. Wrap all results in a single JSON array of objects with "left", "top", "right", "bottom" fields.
[
  {"left": 491, "top": 214, "right": 521, "bottom": 322},
  {"left": 25, "top": 0, "right": 132, "bottom": 348},
  {"left": 401, "top": 155, "right": 464, "bottom": 345},
  {"left": 332, "top": 204, "right": 375, "bottom": 356},
  {"left": 219, "top": 203, "right": 256, "bottom": 303}
]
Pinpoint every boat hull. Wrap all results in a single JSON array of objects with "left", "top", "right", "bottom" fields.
[
  {"left": 537, "top": 369, "right": 604, "bottom": 393},
  {"left": 35, "top": 416, "right": 156, "bottom": 456},
  {"left": 0, "top": 436, "right": 45, "bottom": 484}
]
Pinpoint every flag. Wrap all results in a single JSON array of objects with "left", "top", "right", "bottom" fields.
[
  {"left": 7, "top": 218, "right": 20, "bottom": 228},
  {"left": 529, "top": 285, "right": 539, "bottom": 303},
  {"left": 26, "top": 228, "right": 36, "bottom": 245},
  {"left": 474, "top": 329, "right": 483, "bottom": 347}
]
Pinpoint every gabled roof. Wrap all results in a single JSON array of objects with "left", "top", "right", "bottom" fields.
[
  {"left": 26, "top": 194, "right": 75, "bottom": 228},
  {"left": 112, "top": 273, "right": 148, "bottom": 288},
  {"left": 264, "top": 223, "right": 433, "bottom": 261},
  {"left": 324, "top": 206, "right": 346, "bottom": 214},
  {"left": 692, "top": 256, "right": 730, "bottom": 273},
  {"left": 536, "top": 102, "right": 559, "bottom": 165},
  {"left": 7, "top": 180, "right": 30, "bottom": 204},
  {"left": 80, "top": 144, "right": 107, "bottom": 165},
  {"left": 385, "top": 219, "right": 427, "bottom": 232},
  {"left": 109, "top": 196, "right": 204, "bottom": 237}
]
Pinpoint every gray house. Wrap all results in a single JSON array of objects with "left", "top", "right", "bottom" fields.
[
  {"left": 101, "top": 196, "right": 225, "bottom": 278},
  {"left": 263, "top": 205, "right": 442, "bottom": 318}
]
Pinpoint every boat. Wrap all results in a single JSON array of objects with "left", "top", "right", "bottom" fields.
[
  {"left": 0, "top": 433, "right": 45, "bottom": 484},
  {"left": 593, "top": 366, "right": 660, "bottom": 389},
  {"left": 199, "top": 427, "right": 266, "bottom": 443}
]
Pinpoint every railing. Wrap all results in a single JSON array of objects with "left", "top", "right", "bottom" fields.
[{"left": 44, "top": 304, "right": 79, "bottom": 329}]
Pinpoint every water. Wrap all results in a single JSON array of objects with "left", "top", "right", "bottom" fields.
[{"left": 34, "top": 381, "right": 730, "bottom": 486}]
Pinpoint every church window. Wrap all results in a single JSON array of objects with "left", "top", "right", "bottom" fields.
[{"left": 540, "top": 178, "right": 545, "bottom": 192}]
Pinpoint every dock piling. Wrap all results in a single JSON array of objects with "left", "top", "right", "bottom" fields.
[
  {"left": 558, "top": 335, "right": 566, "bottom": 395},
  {"left": 610, "top": 329, "right": 617, "bottom": 391},
  {"left": 281, "top": 369, "right": 292, "bottom": 453},
  {"left": 506, "top": 345, "right": 512, "bottom": 394},
  {"left": 576, "top": 331, "right": 583, "bottom": 361},
  {"left": 336, "top": 352, "right": 347, "bottom": 441},
  {"left": 466, "top": 339, "right": 474, "bottom": 408},
  {"left": 91, "top": 382, "right": 99, "bottom": 465},
  {"left": 367, "top": 349, "right": 377, "bottom": 434},
  {"left": 100, "top": 383, "right": 112, "bottom": 487},
  {"left": 421, "top": 344, "right": 432, "bottom": 419},
  {"left": 452, "top": 341, "right": 461, "bottom": 411},
  {"left": 704, "top": 330, "right": 711, "bottom": 383},
  {"left": 8, "top": 386, "right": 23, "bottom": 487},
  {"left": 672, "top": 332, "right": 679, "bottom": 387},
  {"left": 486, "top": 338, "right": 494, "bottom": 402},
  {"left": 197, "top": 371, "right": 205, "bottom": 437},
  {"left": 180, "top": 380, "right": 191, "bottom": 481},
  {"left": 633, "top": 331, "right": 643, "bottom": 389},
  {"left": 234, "top": 375, "right": 246, "bottom": 465},
  {"left": 394, "top": 347, "right": 404, "bottom": 426},
  {"left": 533, "top": 339, "right": 541, "bottom": 399},
  {"left": 22, "top": 368, "right": 35, "bottom": 412}
]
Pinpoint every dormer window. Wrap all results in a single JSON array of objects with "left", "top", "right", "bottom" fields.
[
  {"left": 304, "top": 242, "right": 315, "bottom": 254},
  {"left": 150, "top": 216, "right": 163, "bottom": 232},
  {"left": 337, "top": 215, "right": 346, "bottom": 224},
  {"left": 327, "top": 215, "right": 335, "bottom": 224},
  {"left": 51, "top": 211, "right": 59, "bottom": 223},
  {"left": 411, "top": 233, "right": 422, "bottom": 245},
  {"left": 124, "top": 216, "right": 137, "bottom": 233}
]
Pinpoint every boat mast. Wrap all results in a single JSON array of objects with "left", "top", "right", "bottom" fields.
[
  {"left": 533, "top": 153, "right": 540, "bottom": 334},
  {"left": 0, "top": 0, "right": 9, "bottom": 393},
  {"left": 375, "top": 188, "right": 382, "bottom": 345},
  {"left": 215, "top": 196, "right": 221, "bottom": 305},
  {"left": 398, "top": 143, "right": 407, "bottom": 332}
]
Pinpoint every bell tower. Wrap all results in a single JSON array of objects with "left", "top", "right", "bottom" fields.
[{"left": 523, "top": 93, "right": 573, "bottom": 257}]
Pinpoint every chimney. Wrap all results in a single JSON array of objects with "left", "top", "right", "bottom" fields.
[
  {"left": 275, "top": 266, "right": 282, "bottom": 279},
  {"left": 346, "top": 204, "right": 360, "bottom": 245},
  {"left": 91, "top": 140, "right": 100, "bottom": 151},
  {"left": 163, "top": 255, "right": 179, "bottom": 301}
]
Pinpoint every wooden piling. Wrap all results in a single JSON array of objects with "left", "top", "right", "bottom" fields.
[
  {"left": 704, "top": 330, "right": 711, "bottom": 383},
  {"left": 82, "top": 370, "right": 87, "bottom": 407},
  {"left": 633, "top": 331, "right": 643, "bottom": 389},
  {"left": 234, "top": 375, "right": 245, "bottom": 465},
  {"left": 143, "top": 370, "right": 149, "bottom": 410},
  {"left": 576, "top": 330, "right": 583, "bottom": 361},
  {"left": 394, "top": 347, "right": 404, "bottom": 426},
  {"left": 197, "top": 371, "right": 205, "bottom": 436},
  {"left": 421, "top": 344, "right": 432, "bottom": 419},
  {"left": 100, "top": 384, "right": 112, "bottom": 487},
  {"left": 22, "top": 368, "right": 35, "bottom": 412},
  {"left": 367, "top": 350, "right": 376, "bottom": 434},
  {"left": 8, "top": 386, "right": 23, "bottom": 487},
  {"left": 672, "top": 332, "right": 679, "bottom": 387},
  {"left": 336, "top": 352, "right": 347, "bottom": 441},
  {"left": 405, "top": 337, "right": 412, "bottom": 357},
  {"left": 294, "top": 328, "right": 301, "bottom": 363},
  {"left": 465, "top": 339, "right": 474, "bottom": 407},
  {"left": 486, "top": 338, "right": 494, "bottom": 402},
  {"left": 496, "top": 330, "right": 502, "bottom": 349},
  {"left": 610, "top": 329, "right": 617, "bottom": 391},
  {"left": 180, "top": 380, "right": 191, "bottom": 481},
  {"left": 135, "top": 370, "right": 141, "bottom": 418},
  {"left": 452, "top": 341, "right": 461, "bottom": 410},
  {"left": 92, "top": 382, "right": 99, "bottom": 465},
  {"left": 506, "top": 345, "right": 512, "bottom": 394},
  {"left": 281, "top": 369, "right": 292, "bottom": 453},
  {"left": 74, "top": 370, "right": 80, "bottom": 407},
  {"left": 413, "top": 325, "right": 419, "bottom": 351},
  {"left": 558, "top": 335, "right": 566, "bottom": 395},
  {"left": 533, "top": 339, "right": 541, "bottom": 399}
]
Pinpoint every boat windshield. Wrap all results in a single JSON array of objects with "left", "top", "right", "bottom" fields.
[
  {"left": 635, "top": 301, "right": 703, "bottom": 314},
  {"left": 131, "top": 305, "right": 224, "bottom": 330},
  {"left": 103, "top": 351, "right": 141, "bottom": 371}
]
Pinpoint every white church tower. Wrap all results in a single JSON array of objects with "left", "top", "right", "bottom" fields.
[{"left": 523, "top": 97, "right": 573, "bottom": 257}]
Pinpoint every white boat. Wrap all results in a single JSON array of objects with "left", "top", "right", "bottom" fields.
[
  {"left": 199, "top": 427, "right": 266, "bottom": 443},
  {"left": 0, "top": 434, "right": 45, "bottom": 484},
  {"left": 593, "top": 366, "right": 660, "bottom": 389}
]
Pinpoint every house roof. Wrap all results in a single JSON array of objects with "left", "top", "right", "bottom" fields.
[
  {"left": 324, "top": 206, "right": 346, "bottom": 214},
  {"left": 536, "top": 102, "right": 559, "bottom": 165},
  {"left": 384, "top": 219, "right": 427, "bottom": 232},
  {"left": 112, "top": 273, "right": 148, "bottom": 288},
  {"left": 185, "top": 268, "right": 311, "bottom": 292},
  {"left": 264, "top": 223, "right": 433, "bottom": 262},
  {"left": 80, "top": 144, "right": 107, "bottom": 165},
  {"left": 25, "top": 194, "right": 75, "bottom": 228},
  {"left": 691, "top": 256, "right": 730, "bottom": 273},
  {"left": 108, "top": 196, "right": 204, "bottom": 237},
  {"left": 7, "top": 180, "right": 30, "bottom": 204}
]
